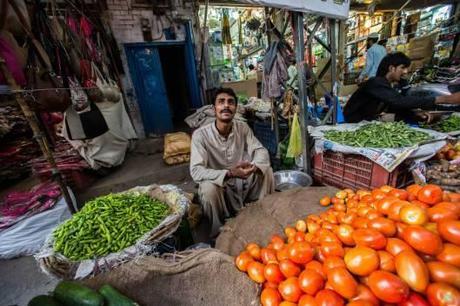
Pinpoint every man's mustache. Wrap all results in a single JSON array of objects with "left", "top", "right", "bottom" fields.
[{"left": 221, "top": 109, "right": 233, "bottom": 114}]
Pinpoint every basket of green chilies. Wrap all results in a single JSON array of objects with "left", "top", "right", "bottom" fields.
[{"left": 36, "top": 184, "right": 190, "bottom": 280}]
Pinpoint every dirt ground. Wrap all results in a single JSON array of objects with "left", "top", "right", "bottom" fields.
[
  {"left": 0, "top": 139, "right": 327, "bottom": 305},
  {"left": 0, "top": 139, "right": 199, "bottom": 305}
]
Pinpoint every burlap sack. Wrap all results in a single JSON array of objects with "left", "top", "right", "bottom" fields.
[
  {"left": 84, "top": 248, "right": 260, "bottom": 306},
  {"left": 164, "top": 153, "right": 190, "bottom": 165},
  {"left": 164, "top": 132, "right": 191, "bottom": 159},
  {"left": 216, "top": 186, "right": 338, "bottom": 256}
]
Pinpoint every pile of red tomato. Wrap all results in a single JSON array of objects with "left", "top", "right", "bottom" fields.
[{"left": 235, "top": 184, "right": 460, "bottom": 306}]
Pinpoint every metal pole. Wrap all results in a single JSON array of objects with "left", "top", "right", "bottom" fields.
[
  {"left": 0, "top": 57, "right": 76, "bottom": 214},
  {"left": 330, "top": 19, "right": 338, "bottom": 124},
  {"left": 293, "top": 11, "right": 310, "bottom": 174}
]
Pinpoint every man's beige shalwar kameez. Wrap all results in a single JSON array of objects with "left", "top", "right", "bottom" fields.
[{"left": 190, "top": 120, "right": 274, "bottom": 237}]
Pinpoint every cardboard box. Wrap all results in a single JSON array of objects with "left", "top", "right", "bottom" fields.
[
  {"left": 408, "top": 35, "right": 434, "bottom": 50},
  {"left": 408, "top": 46, "right": 433, "bottom": 60},
  {"left": 222, "top": 79, "right": 258, "bottom": 98}
]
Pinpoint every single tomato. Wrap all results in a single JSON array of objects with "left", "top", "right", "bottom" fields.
[
  {"left": 296, "top": 220, "right": 307, "bottom": 233},
  {"left": 352, "top": 217, "right": 370, "bottom": 229},
  {"left": 427, "top": 261, "right": 460, "bottom": 289},
  {"left": 318, "top": 229, "right": 340, "bottom": 244},
  {"left": 320, "top": 196, "right": 331, "bottom": 206},
  {"left": 427, "top": 203, "right": 459, "bottom": 222},
  {"left": 368, "top": 217, "right": 397, "bottom": 237},
  {"left": 277, "top": 247, "right": 290, "bottom": 262},
  {"left": 417, "top": 184, "right": 443, "bottom": 205},
  {"left": 368, "top": 270, "right": 409, "bottom": 303},
  {"left": 307, "top": 220, "right": 321, "bottom": 235},
  {"left": 298, "top": 294, "right": 317, "bottom": 306},
  {"left": 271, "top": 235, "right": 286, "bottom": 251},
  {"left": 447, "top": 192, "right": 460, "bottom": 203},
  {"left": 398, "top": 292, "right": 430, "bottom": 306},
  {"left": 349, "top": 284, "right": 379, "bottom": 305},
  {"left": 235, "top": 251, "right": 254, "bottom": 272},
  {"left": 288, "top": 241, "right": 314, "bottom": 264},
  {"left": 344, "top": 246, "right": 380, "bottom": 276},
  {"left": 320, "top": 241, "right": 344, "bottom": 258},
  {"left": 378, "top": 250, "right": 396, "bottom": 272},
  {"left": 371, "top": 189, "right": 387, "bottom": 201},
  {"left": 326, "top": 267, "right": 358, "bottom": 299},
  {"left": 315, "top": 289, "right": 345, "bottom": 306},
  {"left": 394, "top": 250, "right": 429, "bottom": 292},
  {"left": 385, "top": 237, "right": 413, "bottom": 256},
  {"left": 437, "top": 243, "right": 460, "bottom": 268},
  {"left": 406, "top": 184, "right": 423, "bottom": 197},
  {"left": 279, "top": 259, "right": 301, "bottom": 278},
  {"left": 285, "top": 227, "right": 297, "bottom": 239},
  {"left": 390, "top": 189, "right": 409, "bottom": 200},
  {"left": 261, "top": 248, "right": 279, "bottom": 264},
  {"left": 261, "top": 287, "right": 282, "bottom": 306},
  {"left": 278, "top": 277, "right": 303, "bottom": 303},
  {"left": 298, "top": 269, "right": 325, "bottom": 296},
  {"left": 437, "top": 220, "right": 460, "bottom": 245},
  {"left": 376, "top": 196, "right": 399, "bottom": 215},
  {"left": 401, "top": 225, "right": 443, "bottom": 255},
  {"left": 247, "top": 261, "right": 266, "bottom": 283},
  {"left": 352, "top": 228, "right": 387, "bottom": 250},
  {"left": 335, "top": 224, "right": 355, "bottom": 246},
  {"left": 264, "top": 263, "right": 285, "bottom": 284},
  {"left": 426, "top": 282, "right": 460, "bottom": 306},
  {"left": 388, "top": 200, "right": 410, "bottom": 221},
  {"left": 322, "top": 256, "right": 346, "bottom": 275},
  {"left": 399, "top": 204, "right": 428, "bottom": 225},
  {"left": 246, "top": 243, "right": 261, "bottom": 260}
]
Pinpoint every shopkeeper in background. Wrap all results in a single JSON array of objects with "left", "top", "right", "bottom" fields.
[
  {"left": 344, "top": 52, "right": 460, "bottom": 123},
  {"left": 190, "top": 88, "right": 274, "bottom": 238},
  {"left": 357, "top": 33, "right": 387, "bottom": 83}
]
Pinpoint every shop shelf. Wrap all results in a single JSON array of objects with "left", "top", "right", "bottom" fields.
[{"left": 312, "top": 151, "right": 413, "bottom": 190}]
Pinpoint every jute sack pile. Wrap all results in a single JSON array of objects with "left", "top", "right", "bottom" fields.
[
  {"left": 216, "top": 186, "right": 338, "bottom": 256},
  {"left": 163, "top": 132, "right": 191, "bottom": 165},
  {"left": 83, "top": 248, "right": 260, "bottom": 306}
]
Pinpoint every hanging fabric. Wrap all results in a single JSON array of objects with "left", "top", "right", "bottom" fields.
[
  {"left": 64, "top": 102, "right": 108, "bottom": 140},
  {"left": 221, "top": 9, "right": 232, "bottom": 45}
]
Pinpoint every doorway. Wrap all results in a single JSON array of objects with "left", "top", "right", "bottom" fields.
[
  {"left": 124, "top": 24, "right": 201, "bottom": 135},
  {"left": 158, "top": 45, "right": 189, "bottom": 129}
]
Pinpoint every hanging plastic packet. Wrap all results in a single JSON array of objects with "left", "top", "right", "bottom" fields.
[{"left": 287, "top": 112, "right": 302, "bottom": 158}]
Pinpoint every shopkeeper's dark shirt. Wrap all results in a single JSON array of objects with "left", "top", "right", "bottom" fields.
[{"left": 343, "top": 76, "right": 436, "bottom": 123}]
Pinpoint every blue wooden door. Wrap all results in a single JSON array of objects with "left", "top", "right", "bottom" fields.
[{"left": 125, "top": 46, "right": 173, "bottom": 135}]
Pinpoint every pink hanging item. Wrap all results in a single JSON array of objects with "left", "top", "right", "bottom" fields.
[{"left": 0, "top": 36, "right": 26, "bottom": 86}]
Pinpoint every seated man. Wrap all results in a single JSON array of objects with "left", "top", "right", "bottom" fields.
[{"left": 190, "top": 88, "right": 274, "bottom": 237}]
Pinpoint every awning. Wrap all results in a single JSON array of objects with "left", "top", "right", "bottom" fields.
[{"left": 214, "top": 0, "right": 351, "bottom": 19}]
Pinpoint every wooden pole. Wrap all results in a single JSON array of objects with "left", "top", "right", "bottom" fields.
[{"left": 0, "top": 56, "right": 76, "bottom": 214}]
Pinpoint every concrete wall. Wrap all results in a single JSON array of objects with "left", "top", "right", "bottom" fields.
[{"left": 106, "top": 0, "right": 201, "bottom": 138}]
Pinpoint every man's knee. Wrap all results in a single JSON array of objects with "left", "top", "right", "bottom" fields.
[{"left": 198, "top": 181, "right": 223, "bottom": 204}]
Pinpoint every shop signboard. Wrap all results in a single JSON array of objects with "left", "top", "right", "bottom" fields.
[{"left": 236, "top": 0, "right": 350, "bottom": 19}]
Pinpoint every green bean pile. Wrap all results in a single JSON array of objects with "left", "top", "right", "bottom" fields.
[
  {"left": 424, "top": 115, "right": 460, "bottom": 133},
  {"left": 53, "top": 193, "right": 170, "bottom": 261},
  {"left": 324, "top": 122, "right": 432, "bottom": 148}
]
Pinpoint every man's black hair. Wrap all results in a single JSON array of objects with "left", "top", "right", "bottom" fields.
[
  {"left": 212, "top": 87, "right": 238, "bottom": 105},
  {"left": 376, "top": 52, "right": 411, "bottom": 77}
]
